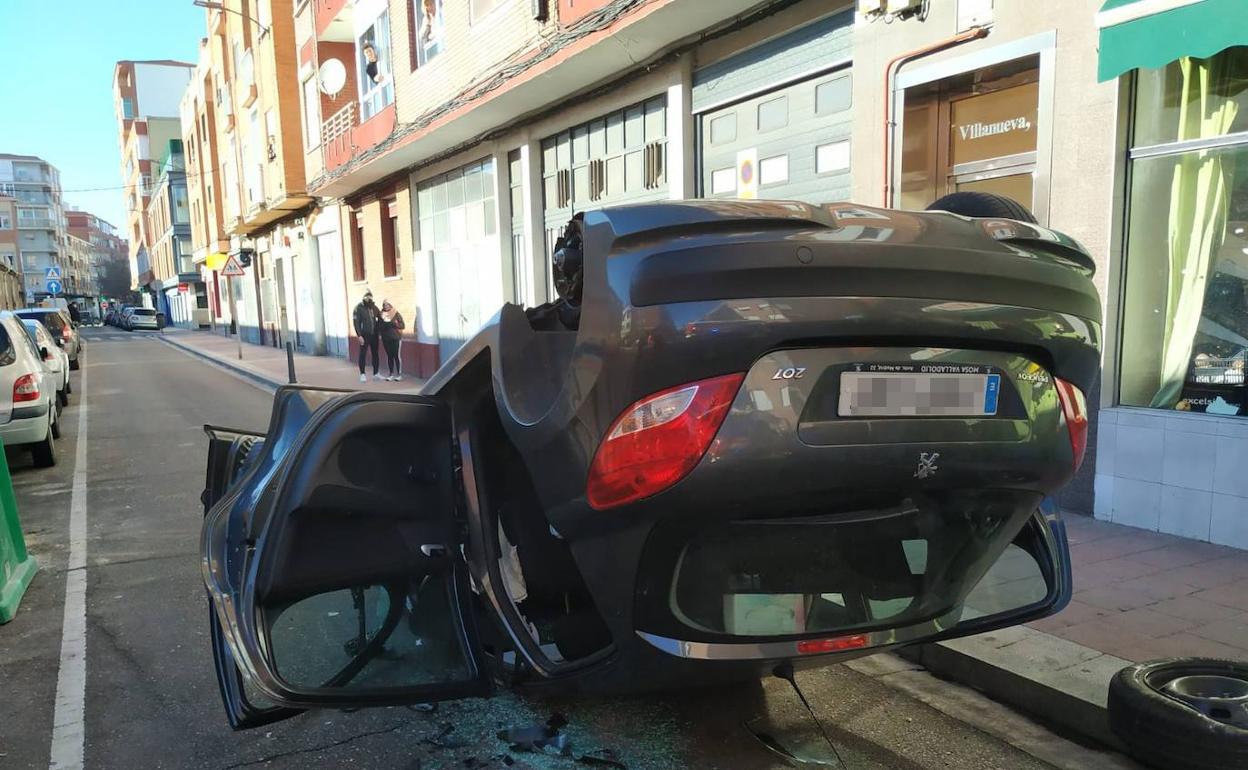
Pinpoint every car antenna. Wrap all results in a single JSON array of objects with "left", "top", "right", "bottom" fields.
[{"left": 773, "top": 660, "right": 849, "bottom": 769}]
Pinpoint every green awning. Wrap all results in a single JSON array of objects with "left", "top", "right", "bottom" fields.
[{"left": 1098, "top": 0, "right": 1248, "bottom": 81}]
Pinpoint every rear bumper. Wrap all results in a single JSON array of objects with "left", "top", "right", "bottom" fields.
[{"left": 0, "top": 408, "right": 49, "bottom": 446}]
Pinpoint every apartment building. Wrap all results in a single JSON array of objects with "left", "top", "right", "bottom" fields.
[
  {"left": 0, "top": 192, "right": 23, "bottom": 309},
  {"left": 66, "top": 209, "right": 127, "bottom": 303},
  {"left": 0, "top": 154, "right": 70, "bottom": 304},
  {"left": 113, "top": 60, "right": 195, "bottom": 289},
  {"left": 182, "top": 37, "right": 231, "bottom": 333},
  {"left": 144, "top": 140, "right": 207, "bottom": 328},
  {"left": 184, "top": 0, "right": 326, "bottom": 350}
]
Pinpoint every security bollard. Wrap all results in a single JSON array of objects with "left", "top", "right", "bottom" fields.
[{"left": 0, "top": 439, "right": 37, "bottom": 623}]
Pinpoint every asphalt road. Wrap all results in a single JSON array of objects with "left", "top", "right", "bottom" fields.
[{"left": 0, "top": 327, "right": 1142, "bottom": 770}]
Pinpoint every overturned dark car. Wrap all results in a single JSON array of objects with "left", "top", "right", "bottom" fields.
[{"left": 200, "top": 196, "right": 1100, "bottom": 728}]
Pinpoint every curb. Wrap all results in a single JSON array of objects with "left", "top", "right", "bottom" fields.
[
  {"left": 157, "top": 334, "right": 282, "bottom": 392},
  {"left": 898, "top": 625, "right": 1130, "bottom": 752}
]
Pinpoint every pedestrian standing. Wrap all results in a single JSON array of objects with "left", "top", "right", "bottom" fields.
[
  {"left": 377, "top": 300, "right": 406, "bottom": 381},
  {"left": 353, "top": 290, "right": 382, "bottom": 383},
  {"left": 68, "top": 302, "right": 81, "bottom": 325}
]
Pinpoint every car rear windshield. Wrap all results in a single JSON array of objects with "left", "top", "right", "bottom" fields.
[
  {"left": 132, "top": 309, "right": 156, "bottom": 316},
  {"left": 639, "top": 491, "right": 1044, "bottom": 640},
  {"left": 17, "top": 311, "right": 66, "bottom": 333}
]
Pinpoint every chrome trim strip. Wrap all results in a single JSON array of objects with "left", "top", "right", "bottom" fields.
[
  {"left": 1129, "top": 131, "right": 1248, "bottom": 160},
  {"left": 637, "top": 607, "right": 964, "bottom": 660},
  {"left": 949, "top": 151, "right": 1037, "bottom": 177}
]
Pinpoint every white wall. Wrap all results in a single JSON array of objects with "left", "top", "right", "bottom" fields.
[{"left": 135, "top": 63, "right": 194, "bottom": 118}]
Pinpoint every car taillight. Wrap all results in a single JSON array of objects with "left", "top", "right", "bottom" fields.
[
  {"left": 796, "top": 635, "right": 870, "bottom": 655},
  {"left": 587, "top": 373, "right": 744, "bottom": 510},
  {"left": 1054, "top": 378, "right": 1088, "bottom": 472},
  {"left": 13, "top": 374, "right": 39, "bottom": 403}
]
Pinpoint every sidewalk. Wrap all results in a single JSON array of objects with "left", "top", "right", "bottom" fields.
[
  {"left": 905, "top": 514, "right": 1248, "bottom": 750},
  {"left": 158, "top": 327, "right": 424, "bottom": 394}
]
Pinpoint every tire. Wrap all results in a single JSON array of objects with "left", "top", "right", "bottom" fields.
[
  {"left": 1108, "top": 657, "right": 1248, "bottom": 770},
  {"left": 57, "top": 388, "right": 68, "bottom": 408},
  {"left": 925, "top": 192, "right": 1038, "bottom": 224},
  {"left": 32, "top": 417, "right": 56, "bottom": 468},
  {"left": 64, "top": 376, "right": 72, "bottom": 395},
  {"left": 69, "top": 355, "right": 80, "bottom": 370},
  {"left": 51, "top": 407, "right": 61, "bottom": 438}
]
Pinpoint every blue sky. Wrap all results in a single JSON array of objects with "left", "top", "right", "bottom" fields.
[{"left": 0, "top": 1, "right": 205, "bottom": 233}]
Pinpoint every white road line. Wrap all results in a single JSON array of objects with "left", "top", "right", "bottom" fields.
[{"left": 49, "top": 367, "right": 89, "bottom": 770}]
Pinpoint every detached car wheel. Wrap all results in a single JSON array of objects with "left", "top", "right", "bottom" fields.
[
  {"left": 1109, "top": 657, "right": 1248, "bottom": 770},
  {"left": 926, "top": 191, "right": 1038, "bottom": 224},
  {"left": 32, "top": 417, "right": 57, "bottom": 468}
]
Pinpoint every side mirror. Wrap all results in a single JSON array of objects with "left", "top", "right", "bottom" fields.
[{"left": 39, "top": 347, "right": 49, "bottom": 360}]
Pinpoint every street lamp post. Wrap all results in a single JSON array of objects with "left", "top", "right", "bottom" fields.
[{"left": 191, "top": 0, "right": 270, "bottom": 36}]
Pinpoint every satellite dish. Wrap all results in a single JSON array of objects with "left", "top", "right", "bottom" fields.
[{"left": 318, "top": 59, "right": 346, "bottom": 97}]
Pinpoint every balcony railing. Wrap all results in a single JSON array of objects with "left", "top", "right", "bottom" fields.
[
  {"left": 18, "top": 217, "right": 55, "bottom": 229},
  {"left": 322, "top": 102, "right": 355, "bottom": 146}
]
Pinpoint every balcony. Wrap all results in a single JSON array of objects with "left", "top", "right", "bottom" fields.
[
  {"left": 18, "top": 217, "right": 55, "bottom": 229},
  {"left": 321, "top": 100, "right": 396, "bottom": 173}
]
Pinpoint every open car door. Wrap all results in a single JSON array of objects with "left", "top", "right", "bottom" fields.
[{"left": 201, "top": 390, "right": 490, "bottom": 730}]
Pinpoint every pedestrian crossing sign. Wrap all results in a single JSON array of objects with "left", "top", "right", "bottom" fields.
[
  {"left": 45, "top": 266, "right": 62, "bottom": 280},
  {"left": 220, "top": 255, "right": 246, "bottom": 277}
]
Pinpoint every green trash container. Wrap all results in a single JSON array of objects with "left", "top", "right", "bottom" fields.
[{"left": 0, "top": 439, "right": 37, "bottom": 624}]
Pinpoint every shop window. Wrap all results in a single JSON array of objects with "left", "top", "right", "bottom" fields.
[
  {"left": 413, "top": 0, "right": 445, "bottom": 67},
  {"left": 1119, "top": 49, "right": 1248, "bottom": 416},
  {"left": 358, "top": 9, "right": 395, "bottom": 121},
  {"left": 381, "top": 198, "right": 400, "bottom": 277},
  {"left": 350, "top": 209, "right": 366, "bottom": 282},
  {"left": 709, "top": 113, "right": 736, "bottom": 146},
  {"left": 757, "top": 95, "right": 788, "bottom": 133},
  {"left": 816, "top": 74, "right": 852, "bottom": 115}
]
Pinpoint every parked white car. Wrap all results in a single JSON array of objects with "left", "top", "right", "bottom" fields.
[
  {"left": 22, "top": 319, "right": 70, "bottom": 407},
  {"left": 0, "top": 312, "right": 60, "bottom": 467},
  {"left": 124, "top": 307, "right": 160, "bottom": 331}
]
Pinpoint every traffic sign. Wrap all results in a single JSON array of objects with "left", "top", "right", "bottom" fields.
[
  {"left": 44, "top": 266, "right": 62, "bottom": 280},
  {"left": 220, "top": 255, "right": 246, "bottom": 277},
  {"left": 46, "top": 279, "right": 62, "bottom": 295}
]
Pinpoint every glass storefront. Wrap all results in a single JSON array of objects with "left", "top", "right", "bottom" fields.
[{"left": 1118, "top": 48, "right": 1248, "bottom": 415}]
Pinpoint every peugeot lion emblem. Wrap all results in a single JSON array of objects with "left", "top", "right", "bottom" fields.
[{"left": 914, "top": 452, "right": 940, "bottom": 479}]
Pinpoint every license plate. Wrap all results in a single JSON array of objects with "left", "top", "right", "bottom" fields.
[{"left": 838, "top": 372, "right": 1001, "bottom": 417}]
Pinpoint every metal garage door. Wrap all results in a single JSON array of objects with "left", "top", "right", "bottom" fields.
[
  {"left": 416, "top": 157, "right": 504, "bottom": 362},
  {"left": 694, "top": 11, "right": 854, "bottom": 205},
  {"left": 541, "top": 96, "right": 669, "bottom": 291}
]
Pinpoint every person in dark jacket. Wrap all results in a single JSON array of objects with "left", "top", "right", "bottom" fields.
[
  {"left": 377, "top": 299, "right": 406, "bottom": 381},
  {"left": 353, "top": 290, "right": 381, "bottom": 382}
]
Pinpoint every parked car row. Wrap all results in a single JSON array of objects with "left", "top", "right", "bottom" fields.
[
  {"left": 0, "top": 308, "right": 83, "bottom": 467},
  {"left": 104, "top": 305, "right": 160, "bottom": 331}
]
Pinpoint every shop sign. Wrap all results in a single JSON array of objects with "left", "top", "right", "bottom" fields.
[{"left": 949, "top": 80, "right": 1039, "bottom": 166}]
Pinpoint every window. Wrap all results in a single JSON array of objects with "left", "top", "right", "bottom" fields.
[
  {"left": 302, "top": 76, "right": 321, "bottom": 150},
  {"left": 760, "top": 155, "right": 789, "bottom": 185},
  {"left": 381, "top": 198, "right": 400, "bottom": 277},
  {"left": 122, "top": 97, "right": 135, "bottom": 119},
  {"left": 757, "top": 95, "right": 788, "bottom": 132},
  {"left": 357, "top": 9, "right": 395, "bottom": 120},
  {"left": 0, "top": 213, "right": 9, "bottom": 229},
  {"left": 817, "top": 140, "right": 851, "bottom": 174},
  {"left": 173, "top": 186, "right": 189, "bottom": 224},
  {"left": 470, "top": 0, "right": 504, "bottom": 22},
  {"left": 413, "top": 0, "right": 445, "bottom": 66},
  {"left": 710, "top": 168, "right": 736, "bottom": 195},
  {"left": 709, "top": 114, "right": 736, "bottom": 146},
  {"left": 350, "top": 209, "right": 366, "bottom": 282},
  {"left": 816, "top": 74, "right": 852, "bottom": 115},
  {"left": 1119, "top": 49, "right": 1248, "bottom": 416}
]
